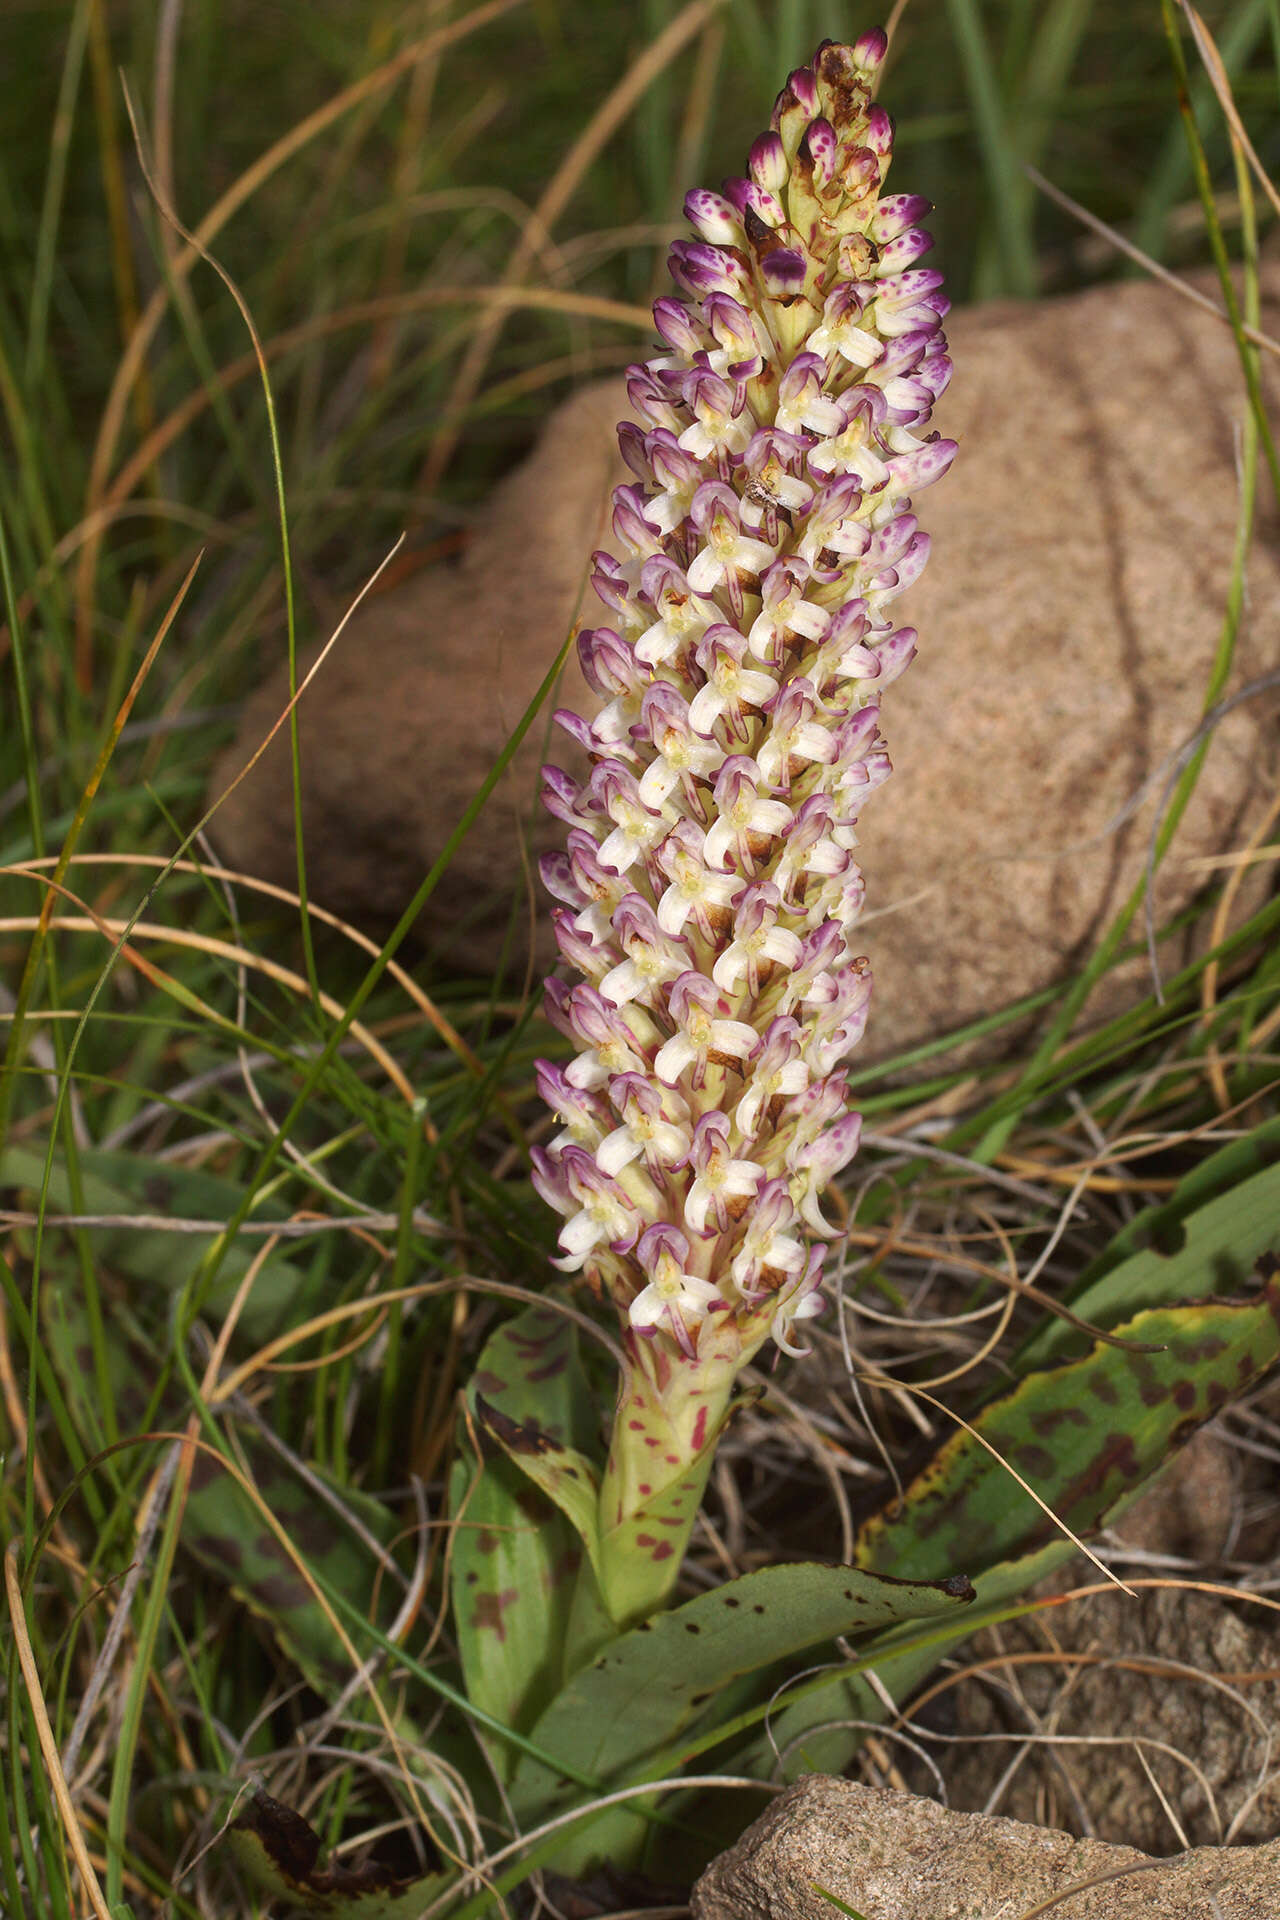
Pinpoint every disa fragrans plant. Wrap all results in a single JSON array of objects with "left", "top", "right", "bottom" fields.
[
  {"left": 530, "top": 30, "right": 956, "bottom": 1628},
  {"left": 227, "top": 32, "right": 1280, "bottom": 1911}
]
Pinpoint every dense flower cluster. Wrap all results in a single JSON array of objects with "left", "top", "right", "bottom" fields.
[{"left": 533, "top": 31, "right": 955, "bottom": 1380}]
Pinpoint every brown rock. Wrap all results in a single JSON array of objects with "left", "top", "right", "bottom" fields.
[
  {"left": 208, "top": 272, "right": 1278, "bottom": 1051},
  {"left": 207, "top": 381, "right": 625, "bottom": 970},
  {"left": 902, "top": 1430, "right": 1278, "bottom": 1855},
  {"left": 690, "top": 1775, "right": 1280, "bottom": 1919},
  {"left": 939, "top": 1578, "right": 1280, "bottom": 1854}
]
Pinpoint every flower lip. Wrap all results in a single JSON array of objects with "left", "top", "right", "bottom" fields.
[
  {"left": 653, "top": 973, "right": 759, "bottom": 1091},
  {"left": 684, "top": 1111, "right": 766, "bottom": 1235},
  {"left": 547, "top": 1143, "right": 641, "bottom": 1271},
  {"left": 628, "top": 1223, "right": 724, "bottom": 1352}
]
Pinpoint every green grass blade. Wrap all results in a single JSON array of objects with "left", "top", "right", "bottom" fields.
[
  {"left": 1132, "top": 0, "right": 1270, "bottom": 264},
  {"left": 944, "top": 0, "right": 1040, "bottom": 296},
  {"left": 23, "top": 0, "right": 91, "bottom": 392}
]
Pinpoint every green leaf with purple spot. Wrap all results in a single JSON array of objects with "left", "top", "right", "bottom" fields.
[
  {"left": 722, "top": 1172, "right": 1280, "bottom": 1790},
  {"left": 726, "top": 1536, "right": 1074, "bottom": 1786},
  {"left": 473, "top": 1392, "right": 604, "bottom": 1573},
  {"left": 451, "top": 1305, "right": 612, "bottom": 1756},
  {"left": 853, "top": 1256, "right": 1280, "bottom": 1582},
  {"left": 181, "top": 1439, "right": 401, "bottom": 1692},
  {"left": 1016, "top": 1141, "right": 1280, "bottom": 1372},
  {"left": 477, "top": 1380, "right": 736, "bottom": 1631},
  {"left": 226, "top": 1788, "right": 450, "bottom": 1917},
  {"left": 508, "top": 1558, "right": 975, "bottom": 1866},
  {"left": 41, "top": 1290, "right": 400, "bottom": 1692}
]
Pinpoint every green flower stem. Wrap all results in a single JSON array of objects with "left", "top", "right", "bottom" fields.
[{"left": 595, "top": 1338, "right": 738, "bottom": 1624}]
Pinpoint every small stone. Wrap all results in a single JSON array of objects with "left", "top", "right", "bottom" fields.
[
  {"left": 690, "top": 1775, "right": 1280, "bottom": 1918},
  {"left": 208, "top": 270, "right": 1278, "bottom": 1054}
]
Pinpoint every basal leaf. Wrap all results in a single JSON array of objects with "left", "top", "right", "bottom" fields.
[
  {"left": 728, "top": 1538, "right": 1074, "bottom": 1786},
  {"left": 612, "top": 1544, "right": 1074, "bottom": 1879},
  {"left": 451, "top": 1305, "right": 611, "bottom": 1751},
  {"left": 712, "top": 1214, "right": 1280, "bottom": 1794},
  {"left": 474, "top": 1393, "right": 603, "bottom": 1569},
  {"left": 753, "top": 1171, "right": 1280, "bottom": 1792},
  {"left": 3, "top": 1144, "right": 317, "bottom": 1342},
  {"left": 226, "top": 1789, "right": 449, "bottom": 1918},
  {"left": 510, "top": 1558, "right": 974, "bottom": 1853},
  {"left": 184, "top": 1440, "right": 400, "bottom": 1693},
  {"left": 448, "top": 1449, "right": 586, "bottom": 1761},
  {"left": 854, "top": 1261, "right": 1280, "bottom": 1583},
  {"left": 1016, "top": 1141, "right": 1280, "bottom": 1373},
  {"left": 465, "top": 1305, "right": 600, "bottom": 1456},
  {"left": 582, "top": 1176, "right": 1280, "bottom": 1866}
]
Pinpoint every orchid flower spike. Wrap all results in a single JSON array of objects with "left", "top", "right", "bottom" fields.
[{"left": 534, "top": 30, "right": 956, "bottom": 1622}]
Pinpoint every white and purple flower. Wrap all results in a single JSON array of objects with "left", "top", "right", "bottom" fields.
[{"left": 532, "top": 31, "right": 955, "bottom": 1580}]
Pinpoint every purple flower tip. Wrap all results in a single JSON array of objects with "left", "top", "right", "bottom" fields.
[{"left": 852, "top": 27, "right": 889, "bottom": 70}]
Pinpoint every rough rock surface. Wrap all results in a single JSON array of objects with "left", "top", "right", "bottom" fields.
[
  {"left": 690, "top": 1775, "right": 1280, "bottom": 1919},
  {"left": 1106, "top": 1423, "right": 1240, "bottom": 1563},
  {"left": 940, "top": 1581, "right": 1280, "bottom": 1855},
  {"left": 933, "top": 1431, "right": 1280, "bottom": 1855},
  {"left": 208, "top": 380, "right": 626, "bottom": 973},
  {"left": 209, "top": 271, "right": 1278, "bottom": 1054}
]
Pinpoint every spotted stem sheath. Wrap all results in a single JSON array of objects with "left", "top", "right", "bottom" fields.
[{"left": 532, "top": 32, "right": 956, "bottom": 1627}]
